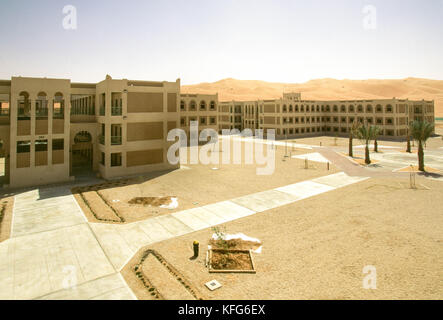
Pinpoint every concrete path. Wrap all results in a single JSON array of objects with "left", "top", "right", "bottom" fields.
[
  {"left": 219, "top": 134, "right": 313, "bottom": 150},
  {"left": 91, "top": 172, "right": 369, "bottom": 271},
  {"left": 0, "top": 185, "right": 135, "bottom": 300},
  {"left": 12, "top": 187, "right": 86, "bottom": 237}
]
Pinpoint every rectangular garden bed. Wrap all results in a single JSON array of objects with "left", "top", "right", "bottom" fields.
[{"left": 208, "top": 249, "right": 256, "bottom": 273}]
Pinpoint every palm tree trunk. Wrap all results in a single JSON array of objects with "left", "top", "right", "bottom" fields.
[
  {"left": 365, "top": 142, "right": 371, "bottom": 164},
  {"left": 349, "top": 134, "right": 353, "bottom": 157},
  {"left": 418, "top": 141, "right": 425, "bottom": 171}
]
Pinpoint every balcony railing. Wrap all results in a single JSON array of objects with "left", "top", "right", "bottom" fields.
[
  {"left": 36, "top": 108, "right": 49, "bottom": 117},
  {"left": 98, "top": 135, "right": 105, "bottom": 145},
  {"left": 111, "top": 106, "right": 122, "bottom": 116},
  {"left": 111, "top": 136, "right": 122, "bottom": 145}
]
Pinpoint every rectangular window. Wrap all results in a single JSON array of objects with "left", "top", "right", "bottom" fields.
[
  {"left": 17, "top": 141, "right": 30, "bottom": 153},
  {"left": 52, "top": 139, "right": 64, "bottom": 150},
  {"left": 35, "top": 139, "right": 48, "bottom": 152},
  {"left": 111, "top": 153, "right": 122, "bottom": 167},
  {"left": 100, "top": 152, "right": 105, "bottom": 165}
]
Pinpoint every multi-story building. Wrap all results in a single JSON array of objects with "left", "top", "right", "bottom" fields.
[
  {"left": 0, "top": 75, "right": 180, "bottom": 188},
  {"left": 218, "top": 101, "right": 243, "bottom": 132},
  {"left": 229, "top": 92, "right": 435, "bottom": 139},
  {"left": 179, "top": 93, "right": 218, "bottom": 140},
  {"left": 0, "top": 76, "right": 435, "bottom": 189}
]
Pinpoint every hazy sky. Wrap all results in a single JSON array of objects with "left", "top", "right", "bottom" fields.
[{"left": 0, "top": 0, "right": 442, "bottom": 84}]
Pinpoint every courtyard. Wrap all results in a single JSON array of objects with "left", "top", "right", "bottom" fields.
[{"left": 0, "top": 131, "right": 442, "bottom": 300}]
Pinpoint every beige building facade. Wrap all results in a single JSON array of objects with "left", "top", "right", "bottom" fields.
[
  {"left": 255, "top": 93, "right": 435, "bottom": 139},
  {"left": 0, "top": 76, "right": 435, "bottom": 189},
  {"left": 179, "top": 93, "right": 218, "bottom": 140},
  {"left": 0, "top": 76, "right": 180, "bottom": 188}
]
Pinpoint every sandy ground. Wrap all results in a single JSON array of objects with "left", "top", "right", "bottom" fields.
[
  {"left": 78, "top": 141, "right": 337, "bottom": 223},
  {"left": 124, "top": 176, "right": 443, "bottom": 300},
  {"left": 0, "top": 196, "right": 14, "bottom": 242},
  {"left": 182, "top": 77, "right": 443, "bottom": 116}
]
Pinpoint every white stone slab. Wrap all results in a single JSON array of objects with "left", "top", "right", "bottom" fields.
[
  {"left": 1, "top": 223, "right": 115, "bottom": 300},
  {"left": 292, "top": 152, "right": 330, "bottom": 163},
  {"left": 185, "top": 207, "right": 230, "bottom": 226},
  {"left": 38, "top": 273, "right": 135, "bottom": 300},
  {"left": 275, "top": 180, "right": 335, "bottom": 199},
  {"left": 137, "top": 219, "right": 174, "bottom": 243},
  {"left": 311, "top": 172, "right": 369, "bottom": 188},
  {"left": 172, "top": 209, "right": 212, "bottom": 231},
  {"left": 12, "top": 192, "right": 85, "bottom": 237},
  {"left": 117, "top": 223, "right": 154, "bottom": 253},
  {"left": 153, "top": 215, "right": 194, "bottom": 237},
  {"left": 248, "top": 190, "right": 300, "bottom": 208},
  {"left": 230, "top": 195, "right": 274, "bottom": 212},
  {"left": 203, "top": 201, "right": 256, "bottom": 220},
  {"left": 89, "top": 223, "right": 133, "bottom": 271}
]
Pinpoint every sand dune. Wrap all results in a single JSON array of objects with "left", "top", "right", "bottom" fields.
[{"left": 182, "top": 78, "right": 443, "bottom": 117}]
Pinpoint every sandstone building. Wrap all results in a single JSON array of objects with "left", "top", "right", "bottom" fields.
[{"left": 0, "top": 75, "right": 435, "bottom": 188}]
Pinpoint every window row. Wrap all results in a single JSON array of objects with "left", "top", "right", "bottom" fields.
[
  {"left": 180, "top": 116, "right": 217, "bottom": 126},
  {"left": 180, "top": 100, "right": 217, "bottom": 111},
  {"left": 276, "top": 104, "right": 395, "bottom": 114}
]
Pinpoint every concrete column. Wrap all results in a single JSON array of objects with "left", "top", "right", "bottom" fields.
[
  {"left": 30, "top": 96, "right": 36, "bottom": 168},
  {"left": 48, "top": 98, "right": 53, "bottom": 166}
]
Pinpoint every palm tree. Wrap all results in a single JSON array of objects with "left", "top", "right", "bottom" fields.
[
  {"left": 373, "top": 126, "right": 381, "bottom": 152},
  {"left": 348, "top": 121, "right": 360, "bottom": 157},
  {"left": 356, "top": 125, "right": 380, "bottom": 164},
  {"left": 410, "top": 120, "right": 434, "bottom": 171},
  {"left": 406, "top": 127, "right": 411, "bottom": 153}
]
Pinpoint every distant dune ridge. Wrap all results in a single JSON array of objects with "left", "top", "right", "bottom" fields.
[{"left": 181, "top": 78, "right": 443, "bottom": 117}]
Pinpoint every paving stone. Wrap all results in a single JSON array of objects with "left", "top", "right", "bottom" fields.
[
  {"left": 172, "top": 209, "right": 212, "bottom": 231},
  {"left": 311, "top": 172, "right": 369, "bottom": 188},
  {"left": 38, "top": 273, "right": 135, "bottom": 300},
  {"left": 275, "top": 180, "right": 336, "bottom": 199}
]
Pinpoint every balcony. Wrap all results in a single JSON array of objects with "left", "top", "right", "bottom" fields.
[
  {"left": 36, "top": 108, "right": 49, "bottom": 117},
  {"left": 111, "top": 136, "right": 122, "bottom": 145},
  {"left": 98, "top": 134, "right": 105, "bottom": 145},
  {"left": 111, "top": 106, "right": 122, "bottom": 116}
]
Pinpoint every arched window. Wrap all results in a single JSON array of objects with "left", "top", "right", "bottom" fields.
[
  {"left": 74, "top": 131, "right": 92, "bottom": 143},
  {"left": 54, "top": 92, "right": 64, "bottom": 118},
  {"left": 349, "top": 105, "right": 355, "bottom": 112},
  {"left": 366, "top": 104, "right": 373, "bottom": 113},
  {"left": 200, "top": 100, "right": 206, "bottom": 110},
  {"left": 190, "top": 100, "right": 196, "bottom": 111},
  {"left": 180, "top": 100, "right": 186, "bottom": 111},
  {"left": 210, "top": 101, "right": 216, "bottom": 110}
]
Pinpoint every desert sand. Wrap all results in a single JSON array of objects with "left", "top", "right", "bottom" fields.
[
  {"left": 128, "top": 176, "right": 442, "bottom": 300},
  {"left": 182, "top": 78, "right": 443, "bottom": 117}
]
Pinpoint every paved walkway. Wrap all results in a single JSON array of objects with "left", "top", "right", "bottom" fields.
[
  {"left": 0, "top": 186, "right": 135, "bottom": 300},
  {"left": 315, "top": 147, "right": 443, "bottom": 179},
  {"left": 0, "top": 148, "right": 373, "bottom": 300},
  {"left": 90, "top": 172, "right": 369, "bottom": 271}
]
